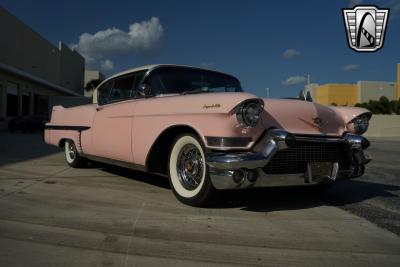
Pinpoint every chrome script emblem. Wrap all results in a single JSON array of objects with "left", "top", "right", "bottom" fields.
[
  {"left": 342, "top": 6, "right": 389, "bottom": 52},
  {"left": 203, "top": 104, "right": 221, "bottom": 109}
]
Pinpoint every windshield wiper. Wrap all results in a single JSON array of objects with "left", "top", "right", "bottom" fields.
[{"left": 181, "top": 88, "right": 209, "bottom": 95}]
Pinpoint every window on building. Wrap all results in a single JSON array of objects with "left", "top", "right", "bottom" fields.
[
  {"left": 0, "top": 84, "right": 3, "bottom": 118},
  {"left": 34, "top": 94, "right": 49, "bottom": 118},
  {"left": 6, "top": 82, "right": 18, "bottom": 117},
  {"left": 22, "top": 92, "right": 30, "bottom": 116}
]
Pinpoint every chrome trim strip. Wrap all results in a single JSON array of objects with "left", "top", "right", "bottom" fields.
[
  {"left": 205, "top": 136, "right": 252, "bottom": 148},
  {"left": 209, "top": 166, "right": 350, "bottom": 190},
  {"left": 45, "top": 125, "right": 90, "bottom": 131},
  {"left": 83, "top": 154, "right": 147, "bottom": 172}
]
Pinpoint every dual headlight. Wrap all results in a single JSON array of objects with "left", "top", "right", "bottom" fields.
[
  {"left": 348, "top": 112, "right": 372, "bottom": 135},
  {"left": 236, "top": 99, "right": 264, "bottom": 127}
]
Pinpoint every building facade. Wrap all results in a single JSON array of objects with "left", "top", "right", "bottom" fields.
[
  {"left": 306, "top": 64, "right": 400, "bottom": 106},
  {"left": 0, "top": 6, "right": 84, "bottom": 130}
]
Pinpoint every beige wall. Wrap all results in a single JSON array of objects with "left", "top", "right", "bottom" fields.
[
  {"left": 84, "top": 70, "right": 105, "bottom": 85},
  {"left": 358, "top": 81, "right": 397, "bottom": 103},
  {"left": 84, "top": 70, "right": 105, "bottom": 97},
  {"left": 314, "top": 84, "right": 358, "bottom": 106},
  {"left": 0, "top": 6, "right": 84, "bottom": 94},
  {"left": 365, "top": 115, "right": 400, "bottom": 137}
]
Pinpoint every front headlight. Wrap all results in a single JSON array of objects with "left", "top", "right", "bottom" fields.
[
  {"left": 348, "top": 112, "right": 372, "bottom": 135},
  {"left": 236, "top": 99, "right": 264, "bottom": 127}
]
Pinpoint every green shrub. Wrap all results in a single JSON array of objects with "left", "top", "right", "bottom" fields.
[{"left": 354, "top": 97, "right": 400, "bottom": 114}]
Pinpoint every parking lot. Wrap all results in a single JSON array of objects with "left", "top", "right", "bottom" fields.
[{"left": 0, "top": 133, "right": 399, "bottom": 266}]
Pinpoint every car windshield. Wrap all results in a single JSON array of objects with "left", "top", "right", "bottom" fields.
[{"left": 144, "top": 66, "right": 242, "bottom": 95}]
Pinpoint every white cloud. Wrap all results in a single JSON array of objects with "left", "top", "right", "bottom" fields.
[
  {"left": 72, "top": 17, "right": 163, "bottom": 71},
  {"left": 348, "top": 0, "right": 363, "bottom": 7},
  {"left": 282, "top": 76, "right": 307, "bottom": 86},
  {"left": 282, "top": 49, "right": 300, "bottom": 59},
  {"left": 100, "top": 59, "right": 114, "bottom": 71},
  {"left": 342, "top": 64, "right": 360, "bottom": 71}
]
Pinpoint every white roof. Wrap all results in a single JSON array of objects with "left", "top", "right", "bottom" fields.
[{"left": 105, "top": 64, "right": 229, "bottom": 81}]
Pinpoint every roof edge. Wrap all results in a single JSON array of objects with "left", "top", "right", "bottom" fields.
[{"left": 0, "top": 62, "right": 81, "bottom": 96}]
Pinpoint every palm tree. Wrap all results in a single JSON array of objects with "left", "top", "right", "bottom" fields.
[{"left": 85, "top": 79, "right": 102, "bottom": 92}]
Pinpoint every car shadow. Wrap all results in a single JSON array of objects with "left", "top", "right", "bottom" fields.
[
  {"left": 0, "top": 133, "right": 60, "bottom": 167},
  {"left": 216, "top": 179, "right": 400, "bottom": 212},
  {"left": 97, "top": 164, "right": 171, "bottom": 189},
  {"left": 319, "top": 179, "right": 400, "bottom": 206},
  {"left": 95, "top": 164, "right": 400, "bottom": 212}
]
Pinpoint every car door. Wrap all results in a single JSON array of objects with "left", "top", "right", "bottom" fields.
[{"left": 91, "top": 73, "right": 139, "bottom": 162}]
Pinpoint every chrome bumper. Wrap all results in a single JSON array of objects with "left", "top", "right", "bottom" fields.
[
  {"left": 207, "top": 129, "right": 295, "bottom": 170},
  {"left": 206, "top": 130, "right": 371, "bottom": 190}
]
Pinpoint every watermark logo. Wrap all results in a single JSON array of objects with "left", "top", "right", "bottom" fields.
[{"left": 343, "top": 6, "right": 389, "bottom": 52}]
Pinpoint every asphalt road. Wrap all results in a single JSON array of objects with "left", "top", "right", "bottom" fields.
[
  {"left": 321, "top": 137, "right": 400, "bottom": 236},
  {"left": 0, "top": 133, "right": 399, "bottom": 266}
]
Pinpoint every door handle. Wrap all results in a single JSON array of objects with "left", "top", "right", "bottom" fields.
[{"left": 96, "top": 107, "right": 104, "bottom": 111}]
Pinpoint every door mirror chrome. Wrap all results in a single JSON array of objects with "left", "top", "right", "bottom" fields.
[
  {"left": 306, "top": 91, "right": 313, "bottom": 102},
  {"left": 298, "top": 90, "right": 313, "bottom": 102},
  {"left": 138, "top": 84, "right": 152, "bottom": 96}
]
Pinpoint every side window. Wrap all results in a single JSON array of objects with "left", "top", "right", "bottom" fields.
[
  {"left": 98, "top": 80, "right": 113, "bottom": 105},
  {"left": 109, "top": 75, "right": 135, "bottom": 102},
  {"left": 143, "top": 70, "right": 165, "bottom": 95},
  {"left": 130, "top": 70, "right": 147, "bottom": 98}
]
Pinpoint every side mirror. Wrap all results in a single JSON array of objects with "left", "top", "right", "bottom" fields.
[
  {"left": 306, "top": 91, "right": 313, "bottom": 102},
  {"left": 138, "top": 84, "right": 152, "bottom": 96}
]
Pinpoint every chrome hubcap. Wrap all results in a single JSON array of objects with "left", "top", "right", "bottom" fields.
[
  {"left": 176, "top": 144, "right": 204, "bottom": 190},
  {"left": 68, "top": 143, "right": 76, "bottom": 160}
]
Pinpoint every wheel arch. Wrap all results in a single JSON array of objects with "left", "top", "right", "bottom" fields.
[
  {"left": 58, "top": 138, "right": 68, "bottom": 148},
  {"left": 145, "top": 124, "right": 204, "bottom": 175},
  {"left": 56, "top": 131, "right": 82, "bottom": 153}
]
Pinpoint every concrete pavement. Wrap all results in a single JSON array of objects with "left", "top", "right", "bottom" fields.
[{"left": 0, "top": 133, "right": 399, "bottom": 266}]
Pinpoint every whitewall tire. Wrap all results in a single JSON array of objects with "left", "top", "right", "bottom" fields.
[
  {"left": 65, "top": 140, "right": 86, "bottom": 168},
  {"left": 168, "top": 134, "right": 216, "bottom": 206}
]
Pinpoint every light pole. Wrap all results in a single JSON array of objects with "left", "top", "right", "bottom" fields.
[{"left": 265, "top": 88, "right": 270, "bottom": 98}]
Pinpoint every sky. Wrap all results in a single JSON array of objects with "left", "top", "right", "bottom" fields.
[{"left": 1, "top": 0, "right": 399, "bottom": 98}]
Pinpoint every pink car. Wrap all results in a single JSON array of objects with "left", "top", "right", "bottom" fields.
[{"left": 45, "top": 64, "right": 372, "bottom": 206}]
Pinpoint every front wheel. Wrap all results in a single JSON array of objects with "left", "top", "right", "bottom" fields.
[
  {"left": 65, "top": 140, "right": 86, "bottom": 168},
  {"left": 168, "top": 134, "right": 217, "bottom": 206}
]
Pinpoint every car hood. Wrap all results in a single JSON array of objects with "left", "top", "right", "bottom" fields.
[{"left": 262, "top": 99, "right": 347, "bottom": 136}]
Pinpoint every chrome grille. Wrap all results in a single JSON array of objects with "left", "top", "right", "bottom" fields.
[{"left": 262, "top": 139, "right": 351, "bottom": 174}]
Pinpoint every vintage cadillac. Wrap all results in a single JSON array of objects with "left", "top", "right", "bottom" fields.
[{"left": 44, "top": 64, "right": 372, "bottom": 206}]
